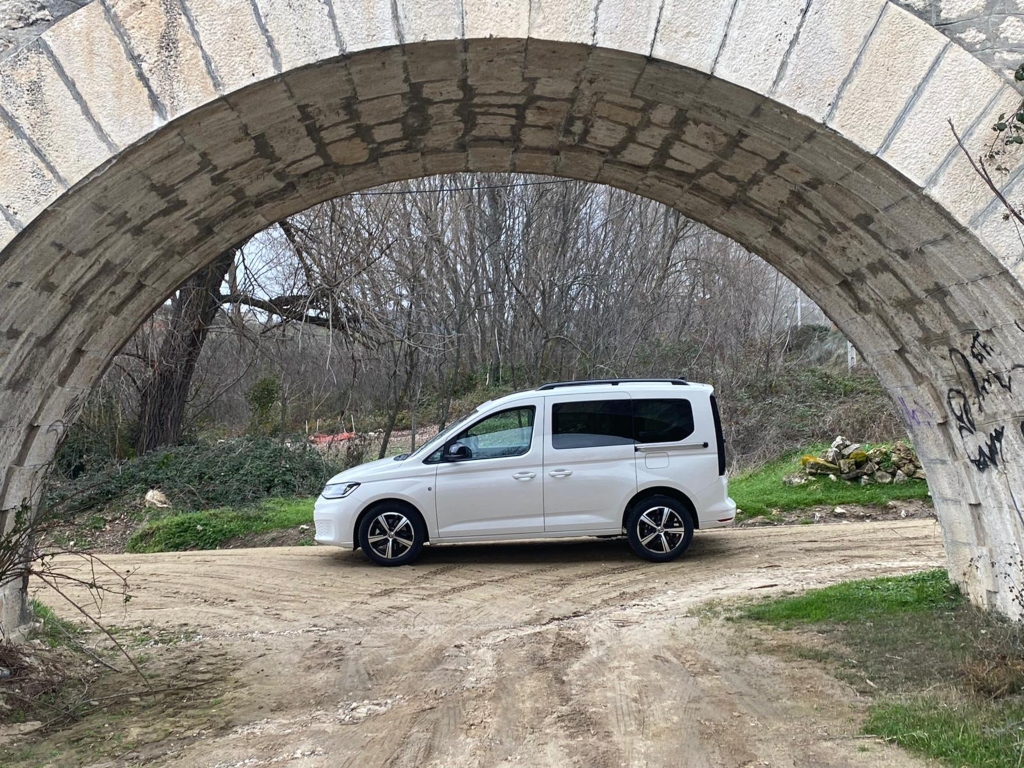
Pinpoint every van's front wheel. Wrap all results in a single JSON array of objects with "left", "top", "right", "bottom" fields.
[
  {"left": 626, "top": 496, "right": 694, "bottom": 562},
  {"left": 358, "top": 504, "right": 426, "bottom": 566}
]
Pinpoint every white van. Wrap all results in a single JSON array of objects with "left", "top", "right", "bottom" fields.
[{"left": 314, "top": 379, "right": 736, "bottom": 565}]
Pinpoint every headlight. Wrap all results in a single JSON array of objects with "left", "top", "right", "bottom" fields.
[{"left": 322, "top": 482, "right": 360, "bottom": 499}]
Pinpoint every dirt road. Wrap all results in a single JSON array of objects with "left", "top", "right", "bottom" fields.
[{"left": 24, "top": 520, "right": 945, "bottom": 767}]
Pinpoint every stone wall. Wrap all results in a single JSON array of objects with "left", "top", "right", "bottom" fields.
[
  {"left": 5, "top": 0, "right": 1024, "bottom": 86},
  {"left": 893, "top": 0, "right": 1024, "bottom": 80},
  {"left": 0, "top": 0, "right": 1023, "bottom": 634}
]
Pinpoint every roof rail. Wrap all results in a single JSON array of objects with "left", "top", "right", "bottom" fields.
[{"left": 537, "top": 378, "right": 689, "bottom": 391}]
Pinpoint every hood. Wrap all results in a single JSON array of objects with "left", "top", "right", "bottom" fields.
[{"left": 325, "top": 455, "right": 427, "bottom": 486}]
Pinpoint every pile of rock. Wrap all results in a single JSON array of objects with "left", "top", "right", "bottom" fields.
[{"left": 797, "top": 436, "right": 926, "bottom": 485}]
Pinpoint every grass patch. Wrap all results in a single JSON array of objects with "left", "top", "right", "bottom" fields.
[
  {"left": 730, "top": 447, "right": 930, "bottom": 519},
  {"left": 738, "top": 569, "right": 957, "bottom": 625},
  {"left": 865, "top": 698, "right": 1024, "bottom": 767},
  {"left": 125, "top": 497, "right": 314, "bottom": 553},
  {"left": 30, "top": 599, "right": 83, "bottom": 648},
  {"left": 738, "top": 570, "right": 1024, "bottom": 768}
]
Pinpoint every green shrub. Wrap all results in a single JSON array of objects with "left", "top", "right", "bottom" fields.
[{"left": 48, "top": 438, "right": 338, "bottom": 516}]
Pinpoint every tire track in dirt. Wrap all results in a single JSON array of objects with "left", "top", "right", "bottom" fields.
[{"left": 26, "top": 520, "right": 946, "bottom": 768}]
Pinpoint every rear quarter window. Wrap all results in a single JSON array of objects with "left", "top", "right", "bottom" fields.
[
  {"left": 552, "top": 400, "right": 633, "bottom": 449},
  {"left": 632, "top": 399, "right": 694, "bottom": 443}
]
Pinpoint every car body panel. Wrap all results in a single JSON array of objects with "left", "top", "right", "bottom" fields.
[{"left": 313, "top": 380, "right": 736, "bottom": 552}]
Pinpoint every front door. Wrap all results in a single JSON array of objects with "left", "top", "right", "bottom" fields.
[
  {"left": 542, "top": 393, "right": 636, "bottom": 533},
  {"left": 433, "top": 402, "right": 545, "bottom": 538}
]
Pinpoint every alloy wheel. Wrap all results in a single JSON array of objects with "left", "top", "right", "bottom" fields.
[{"left": 365, "top": 511, "right": 416, "bottom": 561}]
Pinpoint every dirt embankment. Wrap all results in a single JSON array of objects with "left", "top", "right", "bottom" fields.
[{"left": 10, "top": 520, "right": 946, "bottom": 767}]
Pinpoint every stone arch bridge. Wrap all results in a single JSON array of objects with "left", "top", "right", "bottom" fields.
[{"left": 2, "top": 0, "right": 1024, "bottom": 632}]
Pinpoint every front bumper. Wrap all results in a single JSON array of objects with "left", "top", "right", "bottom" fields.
[{"left": 313, "top": 494, "right": 360, "bottom": 548}]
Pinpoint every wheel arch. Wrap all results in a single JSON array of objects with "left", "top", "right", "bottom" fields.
[
  {"left": 623, "top": 487, "right": 699, "bottom": 530},
  {"left": 353, "top": 498, "right": 430, "bottom": 549}
]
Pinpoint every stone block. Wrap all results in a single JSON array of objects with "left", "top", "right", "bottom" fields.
[
  {"left": 828, "top": 4, "right": 946, "bottom": 155},
  {"left": 421, "top": 151, "right": 468, "bottom": 175},
  {"left": 597, "top": 161, "right": 644, "bottom": 192},
  {"left": 652, "top": 0, "right": 733, "bottom": 74},
  {"left": 838, "top": 157, "right": 912, "bottom": 212},
  {"left": 0, "top": 117, "right": 59, "bottom": 224},
  {"left": 0, "top": 44, "right": 111, "bottom": 185},
  {"left": 528, "top": 0, "right": 596, "bottom": 46},
  {"left": 882, "top": 41, "right": 1003, "bottom": 187},
  {"left": 256, "top": 0, "right": 341, "bottom": 71},
  {"left": 347, "top": 48, "right": 408, "bottom": 100},
  {"left": 714, "top": 0, "right": 806, "bottom": 96},
  {"left": 44, "top": 1, "right": 159, "bottom": 148},
  {"left": 378, "top": 151, "right": 423, "bottom": 179},
  {"left": 926, "top": 84, "right": 1023, "bottom": 228},
  {"left": 463, "top": 0, "right": 530, "bottom": 39},
  {"left": 107, "top": 0, "right": 218, "bottom": 116},
  {"left": 523, "top": 38, "right": 589, "bottom": 81},
  {"left": 583, "top": 118, "right": 629, "bottom": 149},
  {"left": 329, "top": 0, "right": 398, "bottom": 52},
  {"left": 593, "top": 0, "right": 660, "bottom": 57},
  {"left": 396, "top": 0, "right": 461, "bottom": 43},
  {"left": 467, "top": 38, "right": 526, "bottom": 86},
  {"left": 971, "top": 177, "right": 1024, "bottom": 268},
  {"left": 773, "top": 0, "right": 886, "bottom": 121},
  {"left": 0, "top": 209, "right": 16, "bottom": 249},
  {"left": 467, "top": 143, "right": 513, "bottom": 170},
  {"left": 716, "top": 148, "right": 769, "bottom": 183},
  {"left": 180, "top": 0, "right": 277, "bottom": 93},
  {"left": 0, "top": 464, "right": 46, "bottom": 511},
  {"left": 557, "top": 147, "right": 603, "bottom": 180},
  {"left": 372, "top": 122, "right": 404, "bottom": 142},
  {"left": 585, "top": 48, "right": 646, "bottom": 100},
  {"left": 422, "top": 121, "right": 466, "bottom": 150},
  {"left": 616, "top": 142, "right": 656, "bottom": 168},
  {"left": 407, "top": 40, "right": 464, "bottom": 84},
  {"left": 512, "top": 150, "right": 558, "bottom": 174}
]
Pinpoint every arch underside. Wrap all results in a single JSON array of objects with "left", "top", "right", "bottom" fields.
[{"left": 1, "top": 39, "right": 1023, "bottom": 618}]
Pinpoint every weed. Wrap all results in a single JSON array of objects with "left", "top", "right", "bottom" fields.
[{"left": 29, "top": 599, "right": 83, "bottom": 649}]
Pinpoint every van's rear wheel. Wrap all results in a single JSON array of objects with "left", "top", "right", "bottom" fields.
[
  {"left": 358, "top": 504, "right": 425, "bottom": 566},
  {"left": 626, "top": 496, "right": 694, "bottom": 562}
]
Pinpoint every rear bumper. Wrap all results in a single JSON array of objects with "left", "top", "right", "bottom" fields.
[
  {"left": 699, "top": 496, "right": 737, "bottom": 528},
  {"left": 695, "top": 475, "right": 737, "bottom": 528}
]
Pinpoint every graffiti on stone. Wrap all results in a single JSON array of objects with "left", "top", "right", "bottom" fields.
[
  {"left": 946, "top": 329, "right": 1024, "bottom": 473},
  {"left": 44, "top": 390, "right": 86, "bottom": 447},
  {"left": 898, "top": 396, "right": 935, "bottom": 428}
]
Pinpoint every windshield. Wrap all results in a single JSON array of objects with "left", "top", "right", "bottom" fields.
[{"left": 406, "top": 408, "right": 482, "bottom": 460}]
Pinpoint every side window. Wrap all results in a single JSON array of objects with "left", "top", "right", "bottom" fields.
[
  {"left": 552, "top": 400, "right": 633, "bottom": 450},
  {"left": 452, "top": 406, "right": 536, "bottom": 460},
  {"left": 633, "top": 399, "right": 694, "bottom": 443}
]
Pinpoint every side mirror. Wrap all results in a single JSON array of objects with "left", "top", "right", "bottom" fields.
[{"left": 446, "top": 443, "right": 472, "bottom": 461}]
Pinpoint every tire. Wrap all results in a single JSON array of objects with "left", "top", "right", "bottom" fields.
[
  {"left": 358, "top": 503, "right": 426, "bottom": 566},
  {"left": 625, "top": 495, "right": 694, "bottom": 562}
]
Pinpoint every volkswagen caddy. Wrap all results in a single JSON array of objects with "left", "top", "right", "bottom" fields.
[{"left": 314, "top": 379, "right": 736, "bottom": 565}]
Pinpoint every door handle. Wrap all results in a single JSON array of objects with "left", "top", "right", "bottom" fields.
[
  {"left": 548, "top": 469, "right": 573, "bottom": 478},
  {"left": 512, "top": 471, "right": 536, "bottom": 480}
]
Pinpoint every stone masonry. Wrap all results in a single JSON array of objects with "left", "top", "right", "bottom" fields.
[
  {"left": 7, "top": 0, "right": 1024, "bottom": 84},
  {"left": 1, "top": 0, "right": 1024, "bottom": 633}
]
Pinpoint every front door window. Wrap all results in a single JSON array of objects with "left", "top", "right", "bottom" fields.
[{"left": 453, "top": 406, "right": 535, "bottom": 460}]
